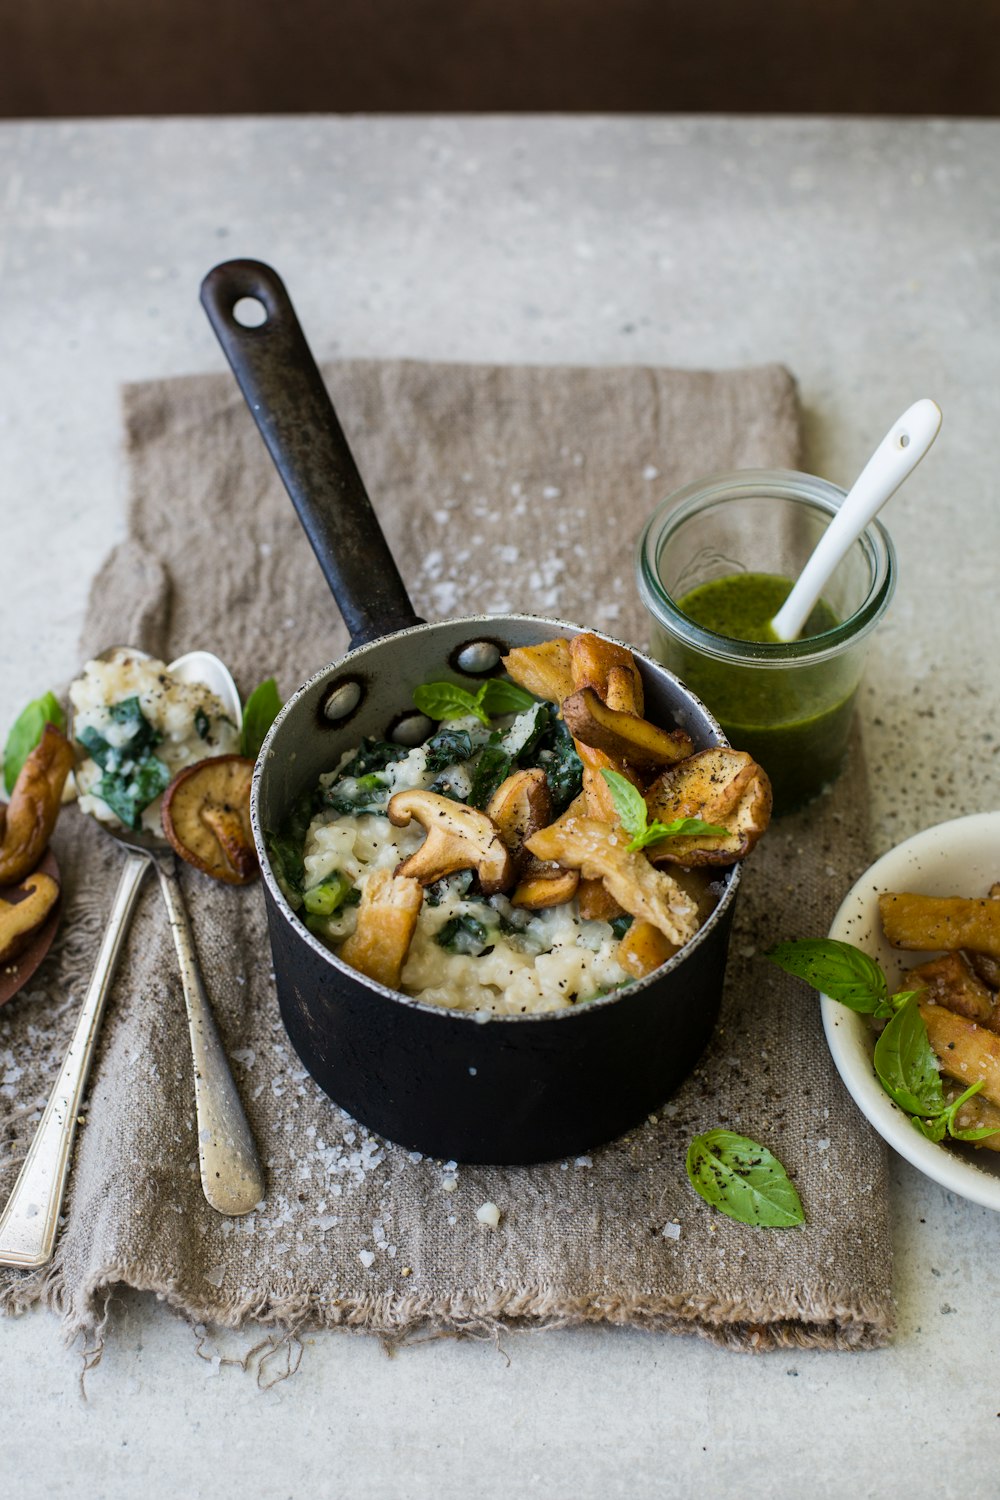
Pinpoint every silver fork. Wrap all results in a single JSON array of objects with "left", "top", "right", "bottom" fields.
[{"left": 0, "top": 649, "right": 264, "bottom": 1268}]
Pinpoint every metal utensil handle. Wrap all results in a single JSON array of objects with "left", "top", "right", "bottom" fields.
[
  {"left": 154, "top": 858, "right": 265, "bottom": 1216},
  {"left": 200, "top": 258, "right": 422, "bottom": 649},
  {"left": 0, "top": 850, "right": 151, "bottom": 1269}
]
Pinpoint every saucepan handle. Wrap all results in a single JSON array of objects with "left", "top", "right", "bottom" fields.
[{"left": 200, "top": 259, "right": 422, "bottom": 649}]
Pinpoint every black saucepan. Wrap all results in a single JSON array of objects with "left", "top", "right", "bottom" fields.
[{"left": 200, "top": 260, "right": 741, "bottom": 1164}]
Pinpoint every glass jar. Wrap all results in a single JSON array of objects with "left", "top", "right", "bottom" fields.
[{"left": 636, "top": 469, "right": 896, "bottom": 814}]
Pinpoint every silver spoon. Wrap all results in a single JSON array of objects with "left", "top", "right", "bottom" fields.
[{"left": 0, "top": 648, "right": 264, "bottom": 1269}]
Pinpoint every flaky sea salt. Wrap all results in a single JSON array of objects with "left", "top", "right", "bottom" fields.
[
  {"left": 662, "top": 1222, "right": 682, "bottom": 1241},
  {"left": 476, "top": 1202, "right": 501, "bottom": 1228},
  {"left": 358, "top": 1249, "right": 375, "bottom": 1269}
]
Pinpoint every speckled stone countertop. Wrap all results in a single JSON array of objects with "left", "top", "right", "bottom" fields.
[{"left": 2, "top": 117, "right": 999, "bottom": 1499}]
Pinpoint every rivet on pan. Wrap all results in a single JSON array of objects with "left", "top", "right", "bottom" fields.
[
  {"left": 455, "top": 640, "right": 502, "bottom": 674},
  {"left": 390, "top": 712, "right": 434, "bottom": 747},
  {"left": 323, "top": 680, "right": 363, "bottom": 722}
]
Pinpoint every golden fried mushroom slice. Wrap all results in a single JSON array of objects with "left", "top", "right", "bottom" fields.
[
  {"left": 388, "top": 789, "right": 513, "bottom": 895},
  {"left": 561, "top": 688, "right": 694, "bottom": 771},
  {"left": 525, "top": 815, "right": 699, "bottom": 947},
  {"left": 161, "top": 755, "right": 258, "bottom": 884},
  {"left": 338, "top": 870, "right": 423, "bottom": 990},
  {"left": 616, "top": 920, "right": 679, "bottom": 980},
  {"left": 568, "top": 632, "right": 644, "bottom": 715},
  {"left": 907, "top": 952, "right": 1000, "bottom": 1030},
  {"left": 501, "top": 639, "right": 575, "bottom": 704},
  {"left": 920, "top": 1001, "right": 1000, "bottom": 1109},
  {"left": 486, "top": 769, "right": 551, "bottom": 860},
  {"left": 0, "top": 872, "right": 61, "bottom": 965},
  {"left": 486, "top": 769, "right": 579, "bottom": 910},
  {"left": 880, "top": 892, "right": 1000, "bottom": 963},
  {"left": 644, "top": 748, "right": 772, "bottom": 866},
  {"left": 0, "top": 723, "right": 75, "bottom": 886}
]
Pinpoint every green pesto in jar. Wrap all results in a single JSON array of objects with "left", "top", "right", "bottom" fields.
[{"left": 674, "top": 572, "right": 854, "bottom": 814}]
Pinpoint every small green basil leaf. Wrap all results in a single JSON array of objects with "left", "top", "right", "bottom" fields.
[
  {"left": 479, "top": 679, "right": 537, "bottom": 716},
  {"left": 3, "top": 691, "right": 66, "bottom": 794},
  {"left": 599, "top": 768, "right": 648, "bottom": 841},
  {"left": 939, "top": 1079, "right": 1000, "bottom": 1141},
  {"left": 194, "top": 706, "right": 211, "bottom": 741},
  {"left": 413, "top": 681, "right": 490, "bottom": 726},
  {"left": 609, "top": 913, "right": 634, "bottom": 939},
  {"left": 634, "top": 815, "right": 730, "bottom": 852},
  {"left": 872, "top": 994, "right": 945, "bottom": 1116},
  {"left": 765, "top": 938, "right": 892, "bottom": 1016},
  {"left": 686, "top": 1129, "right": 805, "bottom": 1228},
  {"left": 241, "top": 678, "right": 282, "bottom": 759},
  {"left": 912, "top": 1114, "right": 949, "bottom": 1142}
]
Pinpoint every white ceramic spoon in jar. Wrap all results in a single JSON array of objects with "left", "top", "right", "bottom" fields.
[
  {"left": 770, "top": 399, "right": 942, "bottom": 643},
  {"left": 0, "top": 649, "right": 264, "bottom": 1270}
]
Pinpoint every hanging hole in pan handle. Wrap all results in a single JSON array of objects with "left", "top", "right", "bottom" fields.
[{"left": 200, "top": 259, "right": 423, "bottom": 651}]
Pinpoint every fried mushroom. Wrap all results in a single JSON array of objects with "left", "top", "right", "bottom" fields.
[
  {"left": 644, "top": 747, "right": 772, "bottom": 866},
  {"left": 0, "top": 724, "right": 75, "bottom": 886},
  {"left": 388, "top": 789, "right": 513, "bottom": 895},
  {"left": 561, "top": 688, "right": 694, "bottom": 771},
  {"left": 500, "top": 639, "right": 575, "bottom": 704},
  {"left": 486, "top": 769, "right": 579, "bottom": 909},
  {"left": 161, "top": 755, "right": 258, "bottom": 884},
  {"left": 525, "top": 814, "right": 699, "bottom": 947},
  {"left": 0, "top": 871, "right": 61, "bottom": 965},
  {"left": 337, "top": 869, "right": 423, "bottom": 989}
]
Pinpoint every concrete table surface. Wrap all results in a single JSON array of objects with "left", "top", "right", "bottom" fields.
[{"left": 2, "top": 116, "right": 999, "bottom": 1499}]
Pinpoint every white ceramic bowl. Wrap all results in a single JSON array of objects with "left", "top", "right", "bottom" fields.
[{"left": 822, "top": 811, "right": 1000, "bottom": 1212}]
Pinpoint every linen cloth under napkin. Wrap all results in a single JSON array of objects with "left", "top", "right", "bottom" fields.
[{"left": 0, "top": 358, "right": 893, "bottom": 1350}]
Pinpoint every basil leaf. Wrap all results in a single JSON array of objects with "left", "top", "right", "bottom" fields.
[
  {"left": 609, "top": 913, "right": 634, "bottom": 939},
  {"left": 873, "top": 994, "right": 945, "bottom": 1116},
  {"left": 599, "top": 769, "right": 648, "bottom": 841},
  {"left": 765, "top": 938, "right": 892, "bottom": 1016},
  {"left": 194, "top": 706, "right": 211, "bottom": 741},
  {"left": 479, "top": 679, "right": 537, "bottom": 716},
  {"left": 600, "top": 769, "right": 727, "bottom": 851},
  {"left": 637, "top": 815, "right": 730, "bottom": 851},
  {"left": 938, "top": 1080, "right": 1000, "bottom": 1142},
  {"left": 686, "top": 1129, "right": 805, "bottom": 1228},
  {"left": 3, "top": 691, "right": 66, "bottom": 794},
  {"left": 241, "top": 677, "right": 282, "bottom": 759},
  {"left": 413, "top": 681, "right": 490, "bottom": 726}
]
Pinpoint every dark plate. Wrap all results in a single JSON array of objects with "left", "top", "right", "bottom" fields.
[{"left": 0, "top": 844, "right": 62, "bottom": 1007}]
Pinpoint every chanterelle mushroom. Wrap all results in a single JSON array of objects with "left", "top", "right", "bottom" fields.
[
  {"left": 526, "top": 814, "right": 699, "bottom": 947},
  {"left": 161, "top": 755, "right": 258, "bottom": 884},
  {"left": 644, "top": 748, "right": 772, "bottom": 866},
  {"left": 338, "top": 869, "right": 423, "bottom": 989},
  {"left": 388, "top": 789, "right": 513, "bottom": 895},
  {"left": 501, "top": 639, "right": 575, "bottom": 705}
]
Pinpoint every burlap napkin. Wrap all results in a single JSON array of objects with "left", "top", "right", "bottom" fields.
[{"left": 0, "top": 358, "right": 892, "bottom": 1351}]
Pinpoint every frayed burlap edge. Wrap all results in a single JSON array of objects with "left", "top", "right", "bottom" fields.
[{"left": 1, "top": 1256, "right": 892, "bottom": 1357}]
